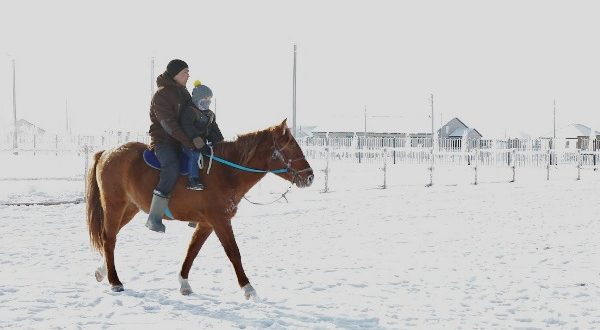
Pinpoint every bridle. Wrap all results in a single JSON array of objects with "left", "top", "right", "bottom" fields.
[
  {"left": 269, "top": 135, "right": 313, "bottom": 186},
  {"left": 243, "top": 135, "right": 312, "bottom": 206},
  {"left": 200, "top": 133, "right": 313, "bottom": 205}
]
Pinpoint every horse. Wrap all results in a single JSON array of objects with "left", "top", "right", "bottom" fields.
[{"left": 86, "top": 119, "right": 314, "bottom": 298}]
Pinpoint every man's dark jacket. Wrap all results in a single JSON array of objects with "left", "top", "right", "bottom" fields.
[{"left": 148, "top": 73, "right": 194, "bottom": 149}]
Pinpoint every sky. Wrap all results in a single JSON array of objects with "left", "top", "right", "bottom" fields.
[{"left": 1, "top": 0, "right": 600, "bottom": 138}]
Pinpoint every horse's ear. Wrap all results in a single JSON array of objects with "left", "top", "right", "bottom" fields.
[{"left": 280, "top": 119, "right": 288, "bottom": 135}]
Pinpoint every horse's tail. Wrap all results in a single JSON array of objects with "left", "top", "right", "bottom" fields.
[{"left": 86, "top": 150, "right": 105, "bottom": 254}]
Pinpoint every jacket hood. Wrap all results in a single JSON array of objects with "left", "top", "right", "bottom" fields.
[{"left": 156, "top": 71, "right": 179, "bottom": 88}]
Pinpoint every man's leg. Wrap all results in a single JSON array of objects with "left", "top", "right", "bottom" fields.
[{"left": 146, "top": 143, "right": 180, "bottom": 232}]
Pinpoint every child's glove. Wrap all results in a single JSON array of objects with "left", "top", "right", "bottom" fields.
[{"left": 192, "top": 136, "right": 205, "bottom": 149}]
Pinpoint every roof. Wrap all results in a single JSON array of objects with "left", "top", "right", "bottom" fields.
[
  {"left": 439, "top": 117, "right": 482, "bottom": 138},
  {"left": 552, "top": 124, "right": 600, "bottom": 138}
]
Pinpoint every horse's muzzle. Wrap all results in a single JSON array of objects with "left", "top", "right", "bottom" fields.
[
  {"left": 295, "top": 171, "right": 314, "bottom": 188},
  {"left": 306, "top": 173, "right": 314, "bottom": 187}
]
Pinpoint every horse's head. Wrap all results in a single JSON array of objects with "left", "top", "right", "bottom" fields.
[{"left": 268, "top": 119, "right": 314, "bottom": 188}]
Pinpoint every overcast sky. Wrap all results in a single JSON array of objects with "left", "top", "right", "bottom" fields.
[{"left": 1, "top": 0, "right": 600, "bottom": 138}]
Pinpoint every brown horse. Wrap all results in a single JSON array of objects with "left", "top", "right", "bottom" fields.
[{"left": 86, "top": 119, "right": 314, "bottom": 297}]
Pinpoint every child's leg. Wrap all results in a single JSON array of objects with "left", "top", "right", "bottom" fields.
[{"left": 188, "top": 150, "right": 200, "bottom": 179}]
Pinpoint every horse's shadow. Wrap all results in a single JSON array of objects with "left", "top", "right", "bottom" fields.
[{"left": 109, "top": 287, "right": 382, "bottom": 329}]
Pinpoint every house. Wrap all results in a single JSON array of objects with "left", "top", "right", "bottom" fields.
[
  {"left": 551, "top": 124, "right": 600, "bottom": 150},
  {"left": 438, "top": 117, "right": 482, "bottom": 140},
  {"left": 16, "top": 119, "right": 46, "bottom": 135},
  {"left": 294, "top": 126, "right": 317, "bottom": 139}
]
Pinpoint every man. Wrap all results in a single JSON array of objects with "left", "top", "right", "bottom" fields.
[{"left": 146, "top": 59, "right": 206, "bottom": 233}]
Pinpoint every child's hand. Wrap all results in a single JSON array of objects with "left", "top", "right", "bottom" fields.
[{"left": 192, "top": 136, "right": 205, "bottom": 149}]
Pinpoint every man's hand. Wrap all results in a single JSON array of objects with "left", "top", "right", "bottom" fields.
[{"left": 183, "top": 140, "right": 195, "bottom": 150}]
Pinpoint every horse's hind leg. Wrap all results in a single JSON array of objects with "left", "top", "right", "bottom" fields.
[
  {"left": 179, "top": 224, "right": 213, "bottom": 295},
  {"left": 212, "top": 220, "right": 256, "bottom": 300},
  {"left": 95, "top": 205, "right": 138, "bottom": 283},
  {"left": 101, "top": 202, "right": 132, "bottom": 292}
]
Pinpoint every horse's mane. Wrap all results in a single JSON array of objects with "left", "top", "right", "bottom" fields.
[{"left": 215, "top": 126, "right": 275, "bottom": 165}]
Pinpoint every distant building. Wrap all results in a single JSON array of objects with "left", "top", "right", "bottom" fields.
[
  {"left": 295, "top": 126, "right": 317, "bottom": 139},
  {"left": 438, "top": 117, "right": 482, "bottom": 139},
  {"left": 553, "top": 123, "right": 598, "bottom": 139},
  {"left": 16, "top": 119, "right": 46, "bottom": 135},
  {"left": 310, "top": 131, "right": 407, "bottom": 139},
  {"left": 551, "top": 124, "right": 599, "bottom": 150}
]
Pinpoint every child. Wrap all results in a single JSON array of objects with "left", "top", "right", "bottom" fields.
[{"left": 180, "top": 80, "right": 224, "bottom": 190}]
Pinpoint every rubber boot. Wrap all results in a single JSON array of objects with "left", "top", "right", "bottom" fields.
[{"left": 145, "top": 192, "right": 168, "bottom": 233}]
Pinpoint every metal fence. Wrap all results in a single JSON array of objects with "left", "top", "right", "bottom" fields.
[
  {"left": 299, "top": 136, "right": 600, "bottom": 168},
  {"left": 2, "top": 131, "right": 599, "bottom": 169},
  {"left": 0, "top": 131, "right": 150, "bottom": 152}
]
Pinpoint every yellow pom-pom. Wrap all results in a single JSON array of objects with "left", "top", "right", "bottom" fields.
[{"left": 193, "top": 80, "right": 202, "bottom": 88}]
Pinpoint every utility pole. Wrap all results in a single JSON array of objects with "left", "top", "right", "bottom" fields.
[
  {"left": 430, "top": 94, "right": 434, "bottom": 142},
  {"left": 150, "top": 57, "right": 155, "bottom": 99},
  {"left": 65, "top": 98, "right": 69, "bottom": 133},
  {"left": 553, "top": 99, "right": 556, "bottom": 138},
  {"left": 292, "top": 44, "right": 297, "bottom": 137},
  {"left": 426, "top": 93, "right": 434, "bottom": 187},
  {"left": 12, "top": 57, "right": 17, "bottom": 151},
  {"left": 364, "top": 105, "right": 367, "bottom": 137}
]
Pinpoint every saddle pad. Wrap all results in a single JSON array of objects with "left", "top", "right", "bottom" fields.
[{"left": 143, "top": 149, "right": 190, "bottom": 176}]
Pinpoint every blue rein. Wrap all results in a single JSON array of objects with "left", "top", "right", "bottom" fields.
[{"left": 201, "top": 153, "right": 288, "bottom": 174}]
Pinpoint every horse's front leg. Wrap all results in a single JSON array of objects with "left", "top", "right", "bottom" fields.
[
  {"left": 179, "top": 224, "right": 213, "bottom": 295},
  {"left": 213, "top": 220, "right": 256, "bottom": 300}
]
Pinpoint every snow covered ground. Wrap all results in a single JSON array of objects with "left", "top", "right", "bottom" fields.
[{"left": 1, "top": 151, "right": 600, "bottom": 328}]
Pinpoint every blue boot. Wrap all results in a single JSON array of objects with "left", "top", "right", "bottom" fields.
[{"left": 145, "top": 191, "right": 168, "bottom": 233}]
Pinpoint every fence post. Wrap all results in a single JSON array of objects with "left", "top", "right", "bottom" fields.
[
  {"left": 84, "top": 145, "right": 90, "bottom": 200},
  {"left": 576, "top": 149, "right": 581, "bottom": 181},
  {"left": 358, "top": 136, "right": 362, "bottom": 164},
  {"left": 510, "top": 149, "right": 516, "bottom": 183},
  {"left": 393, "top": 138, "right": 396, "bottom": 164},
  {"left": 546, "top": 149, "right": 550, "bottom": 181},
  {"left": 322, "top": 147, "right": 330, "bottom": 193},
  {"left": 473, "top": 148, "right": 478, "bottom": 185},
  {"left": 426, "top": 137, "right": 434, "bottom": 187},
  {"left": 381, "top": 148, "right": 387, "bottom": 189}
]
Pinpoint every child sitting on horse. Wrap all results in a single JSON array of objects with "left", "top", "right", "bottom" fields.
[{"left": 180, "top": 80, "right": 224, "bottom": 190}]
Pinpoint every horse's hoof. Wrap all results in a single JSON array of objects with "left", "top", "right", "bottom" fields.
[
  {"left": 178, "top": 274, "right": 193, "bottom": 296},
  {"left": 95, "top": 270, "right": 105, "bottom": 282},
  {"left": 111, "top": 284, "right": 124, "bottom": 292},
  {"left": 242, "top": 283, "right": 257, "bottom": 300},
  {"left": 95, "top": 265, "right": 107, "bottom": 282}
]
